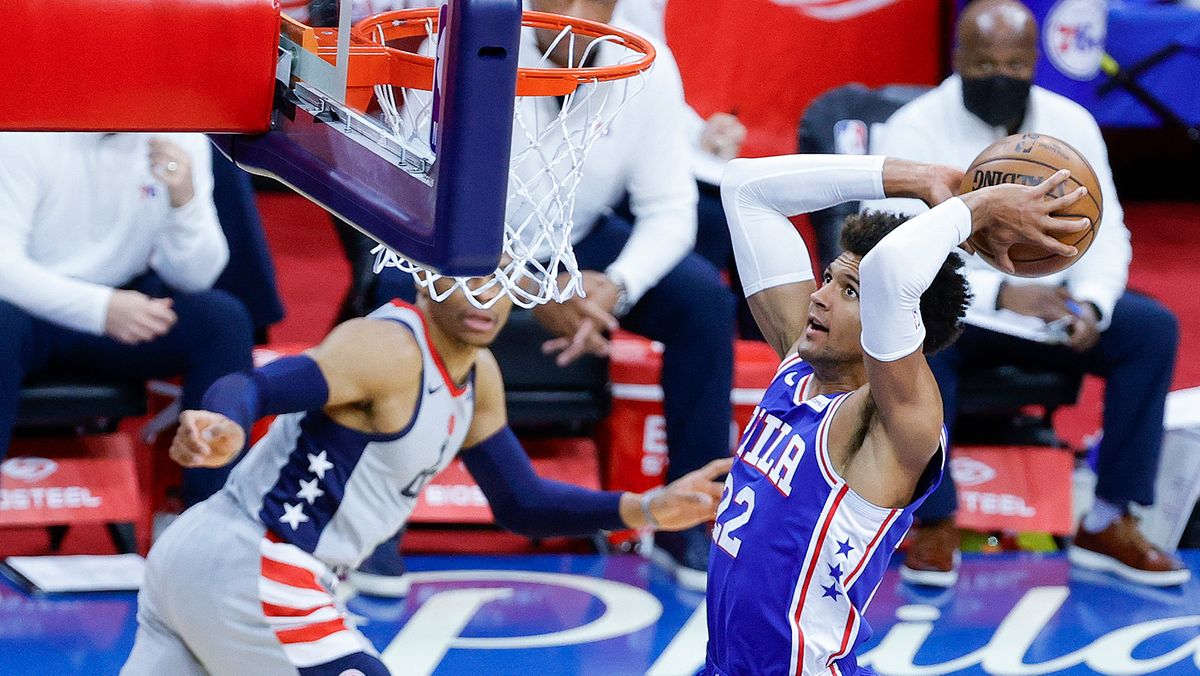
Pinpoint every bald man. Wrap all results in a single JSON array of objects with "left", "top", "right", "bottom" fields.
[{"left": 865, "top": 0, "right": 1187, "bottom": 588}]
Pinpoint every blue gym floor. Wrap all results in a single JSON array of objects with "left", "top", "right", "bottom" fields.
[{"left": 4, "top": 550, "right": 1199, "bottom": 675}]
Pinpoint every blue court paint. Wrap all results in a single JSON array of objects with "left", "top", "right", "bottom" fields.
[{"left": 2, "top": 551, "right": 1198, "bottom": 675}]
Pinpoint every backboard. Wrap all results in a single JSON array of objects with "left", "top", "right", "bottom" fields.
[{"left": 212, "top": 0, "right": 523, "bottom": 278}]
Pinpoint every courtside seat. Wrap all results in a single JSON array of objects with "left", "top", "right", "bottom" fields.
[
  {"left": 954, "top": 365, "right": 1083, "bottom": 446},
  {"left": 12, "top": 372, "right": 148, "bottom": 554},
  {"left": 798, "top": 83, "right": 1083, "bottom": 448},
  {"left": 489, "top": 309, "right": 609, "bottom": 433},
  {"left": 17, "top": 373, "right": 147, "bottom": 432}
]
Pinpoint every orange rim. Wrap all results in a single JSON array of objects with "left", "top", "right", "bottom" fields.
[
  {"left": 282, "top": 9, "right": 655, "bottom": 102},
  {"left": 356, "top": 9, "right": 655, "bottom": 97}
]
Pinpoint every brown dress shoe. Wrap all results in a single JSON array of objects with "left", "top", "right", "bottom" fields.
[
  {"left": 1069, "top": 514, "right": 1191, "bottom": 587},
  {"left": 901, "top": 519, "right": 960, "bottom": 587}
]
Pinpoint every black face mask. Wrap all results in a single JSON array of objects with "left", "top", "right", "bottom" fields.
[{"left": 961, "top": 75, "right": 1032, "bottom": 129}]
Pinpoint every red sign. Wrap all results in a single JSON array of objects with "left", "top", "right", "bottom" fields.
[
  {"left": 952, "top": 446, "right": 1075, "bottom": 535},
  {"left": 602, "top": 334, "right": 780, "bottom": 494},
  {"left": 0, "top": 434, "right": 142, "bottom": 527},
  {"left": 665, "top": 0, "right": 943, "bottom": 158}
]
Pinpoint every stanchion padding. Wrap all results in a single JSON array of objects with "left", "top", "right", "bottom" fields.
[{"left": 3, "top": 0, "right": 280, "bottom": 132}]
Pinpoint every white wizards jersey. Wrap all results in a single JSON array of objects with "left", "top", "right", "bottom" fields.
[{"left": 223, "top": 300, "right": 474, "bottom": 569}]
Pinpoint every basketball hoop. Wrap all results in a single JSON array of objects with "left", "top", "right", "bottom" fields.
[{"left": 352, "top": 8, "right": 656, "bottom": 309}]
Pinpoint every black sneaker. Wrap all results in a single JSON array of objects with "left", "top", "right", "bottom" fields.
[
  {"left": 649, "top": 525, "right": 710, "bottom": 591},
  {"left": 347, "top": 535, "right": 411, "bottom": 597}
]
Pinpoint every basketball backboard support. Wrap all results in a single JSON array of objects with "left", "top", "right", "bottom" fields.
[{"left": 212, "top": 0, "right": 523, "bottom": 277}]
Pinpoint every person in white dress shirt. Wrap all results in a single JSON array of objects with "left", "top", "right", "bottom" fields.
[
  {"left": 865, "top": 0, "right": 1185, "bottom": 589},
  {"left": 0, "top": 133, "right": 254, "bottom": 506}
]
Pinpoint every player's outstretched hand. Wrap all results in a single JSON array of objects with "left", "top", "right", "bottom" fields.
[
  {"left": 170, "top": 410, "right": 246, "bottom": 469},
  {"left": 647, "top": 458, "right": 734, "bottom": 531},
  {"left": 959, "top": 169, "right": 1091, "bottom": 274}
]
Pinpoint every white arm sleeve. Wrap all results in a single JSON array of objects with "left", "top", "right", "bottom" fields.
[
  {"left": 859, "top": 198, "right": 973, "bottom": 362},
  {"left": 720, "top": 154, "right": 886, "bottom": 297}
]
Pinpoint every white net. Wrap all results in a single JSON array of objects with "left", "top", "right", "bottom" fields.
[{"left": 364, "top": 16, "right": 650, "bottom": 308}]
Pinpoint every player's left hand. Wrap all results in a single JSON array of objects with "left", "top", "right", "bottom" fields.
[
  {"left": 148, "top": 138, "right": 195, "bottom": 208},
  {"left": 170, "top": 410, "right": 246, "bottom": 468},
  {"left": 647, "top": 458, "right": 733, "bottom": 531}
]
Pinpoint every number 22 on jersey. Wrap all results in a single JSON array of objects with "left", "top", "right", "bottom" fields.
[{"left": 713, "top": 475, "right": 755, "bottom": 557}]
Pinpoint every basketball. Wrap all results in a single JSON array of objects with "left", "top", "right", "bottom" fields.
[{"left": 958, "top": 133, "right": 1103, "bottom": 277}]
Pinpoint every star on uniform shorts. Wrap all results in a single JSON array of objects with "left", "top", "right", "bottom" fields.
[
  {"left": 280, "top": 502, "right": 310, "bottom": 530},
  {"left": 828, "top": 563, "right": 844, "bottom": 582},
  {"left": 836, "top": 539, "right": 855, "bottom": 558},
  {"left": 307, "top": 450, "right": 334, "bottom": 480},
  {"left": 296, "top": 477, "right": 325, "bottom": 505},
  {"left": 821, "top": 582, "right": 843, "bottom": 601}
]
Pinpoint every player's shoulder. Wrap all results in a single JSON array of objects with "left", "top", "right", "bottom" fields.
[{"left": 329, "top": 315, "right": 423, "bottom": 368}]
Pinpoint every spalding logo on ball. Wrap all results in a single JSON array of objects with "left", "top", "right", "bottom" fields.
[{"left": 958, "top": 133, "right": 1103, "bottom": 277}]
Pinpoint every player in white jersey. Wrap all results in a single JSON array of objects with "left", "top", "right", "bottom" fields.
[
  {"left": 121, "top": 276, "right": 730, "bottom": 676},
  {"left": 705, "top": 154, "right": 1090, "bottom": 675}
]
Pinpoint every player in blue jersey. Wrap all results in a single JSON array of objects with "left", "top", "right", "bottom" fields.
[
  {"left": 704, "top": 154, "right": 1090, "bottom": 675},
  {"left": 122, "top": 276, "right": 730, "bottom": 676}
]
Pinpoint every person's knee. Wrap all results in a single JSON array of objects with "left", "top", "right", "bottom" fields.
[
  {"left": 1113, "top": 298, "right": 1180, "bottom": 367},
  {"left": 1150, "top": 303, "right": 1179, "bottom": 350},
  {"left": 177, "top": 290, "right": 254, "bottom": 349}
]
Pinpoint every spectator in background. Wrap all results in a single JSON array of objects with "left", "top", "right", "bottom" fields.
[
  {"left": 613, "top": 0, "right": 757, "bottom": 337},
  {"left": 865, "top": 0, "right": 1186, "bottom": 587},
  {"left": 0, "top": 133, "right": 254, "bottom": 507}
]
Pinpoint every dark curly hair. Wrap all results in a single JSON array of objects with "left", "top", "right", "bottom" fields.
[{"left": 840, "top": 211, "right": 972, "bottom": 355}]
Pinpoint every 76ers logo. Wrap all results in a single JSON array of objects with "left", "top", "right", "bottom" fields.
[{"left": 1044, "top": 0, "right": 1107, "bottom": 80}]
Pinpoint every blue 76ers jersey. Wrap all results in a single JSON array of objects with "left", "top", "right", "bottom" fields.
[{"left": 704, "top": 354, "right": 944, "bottom": 676}]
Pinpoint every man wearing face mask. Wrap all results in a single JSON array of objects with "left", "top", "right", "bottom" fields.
[{"left": 864, "top": 0, "right": 1185, "bottom": 588}]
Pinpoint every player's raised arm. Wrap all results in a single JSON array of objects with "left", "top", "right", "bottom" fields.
[
  {"left": 722, "top": 154, "right": 893, "bottom": 357},
  {"left": 857, "top": 166, "right": 1089, "bottom": 470},
  {"left": 170, "top": 318, "right": 422, "bottom": 468}
]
